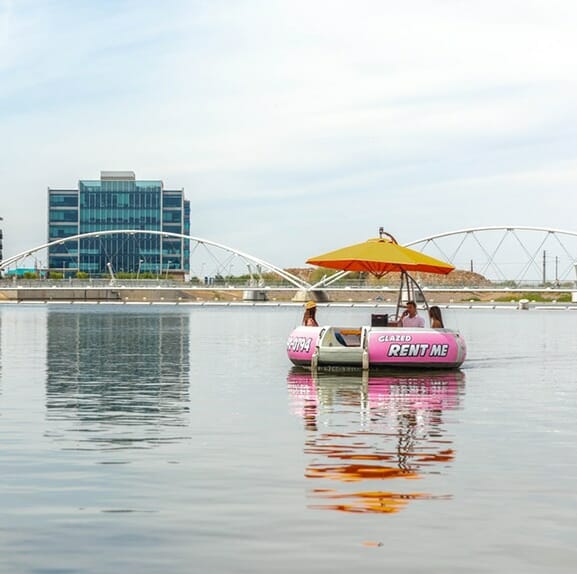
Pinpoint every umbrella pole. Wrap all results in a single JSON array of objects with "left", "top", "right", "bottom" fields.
[
  {"left": 395, "top": 271, "right": 429, "bottom": 322},
  {"left": 395, "top": 272, "right": 405, "bottom": 319},
  {"left": 405, "top": 271, "right": 429, "bottom": 311}
]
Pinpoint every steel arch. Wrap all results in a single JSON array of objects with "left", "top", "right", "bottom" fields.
[
  {"left": 405, "top": 226, "right": 577, "bottom": 245},
  {"left": 0, "top": 229, "right": 311, "bottom": 289},
  {"left": 404, "top": 226, "right": 577, "bottom": 283}
]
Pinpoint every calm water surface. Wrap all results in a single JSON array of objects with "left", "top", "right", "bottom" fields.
[{"left": 0, "top": 303, "right": 576, "bottom": 573}]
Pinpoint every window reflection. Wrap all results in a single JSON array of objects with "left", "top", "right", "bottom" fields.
[{"left": 46, "top": 309, "right": 190, "bottom": 450}]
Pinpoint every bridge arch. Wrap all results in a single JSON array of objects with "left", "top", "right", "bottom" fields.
[
  {"left": 0, "top": 230, "right": 311, "bottom": 289},
  {"left": 404, "top": 226, "right": 577, "bottom": 284},
  {"left": 4, "top": 226, "right": 577, "bottom": 289}
]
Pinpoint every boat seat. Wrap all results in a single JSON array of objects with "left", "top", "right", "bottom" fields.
[
  {"left": 334, "top": 329, "right": 362, "bottom": 347},
  {"left": 334, "top": 332, "right": 348, "bottom": 346}
]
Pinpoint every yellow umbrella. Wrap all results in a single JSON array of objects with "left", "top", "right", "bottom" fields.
[
  {"left": 306, "top": 229, "right": 454, "bottom": 315},
  {"left": 306, "top": 232, "right": 454, "bottom": 279}
]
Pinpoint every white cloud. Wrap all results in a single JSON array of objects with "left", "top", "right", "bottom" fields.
[{"left": 2, "top": 0, "right": 577, "bottom": 270}]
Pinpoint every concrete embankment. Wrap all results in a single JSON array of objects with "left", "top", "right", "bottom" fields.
[
  {"left": 0, "top": 287, "right": 448, "bottom": 304},
  {"left": 0, "top": 288, "right": 194, "bottom": 302},
  {"left": 1, "top": 286, "right": 576, "bottom": 305}
]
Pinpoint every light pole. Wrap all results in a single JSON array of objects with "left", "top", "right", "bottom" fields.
[
  {"left": 165, "top": 260, "right": 172, "bottom": 280},
  {"left": 107, "top": 261, "right": 116, "bottom": 285},
  {"left": 137, "top": 258, "right": 144, "bottom": 280}
]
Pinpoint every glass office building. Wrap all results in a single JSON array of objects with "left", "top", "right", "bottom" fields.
[{"left": 48, "top": 171, "right": 190, "bottom": 277}]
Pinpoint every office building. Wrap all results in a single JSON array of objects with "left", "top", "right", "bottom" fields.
[{"left": 48, "top": 171, "right": 190, "bottom": 277}]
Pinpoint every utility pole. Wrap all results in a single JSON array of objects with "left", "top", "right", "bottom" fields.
[{"left": 555, "top": 255, "right": 559, "bottom": 287}]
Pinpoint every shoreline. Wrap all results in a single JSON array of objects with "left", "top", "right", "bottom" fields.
[
  {"left": 2, "top": 284, "right": 576, "bottom": 305},
  {"left": 1, "top": 297, "right": 576, "bottom": 312}
]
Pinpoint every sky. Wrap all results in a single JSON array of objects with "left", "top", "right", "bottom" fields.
[{"left": 2, "top": 0, "right": 577, "bottom": 270}]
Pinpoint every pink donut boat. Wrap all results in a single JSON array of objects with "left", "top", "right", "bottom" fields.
[
  {"left": 293, "top": 229, "right": 467, "bottom": 369},
  {"left": 287, "top": 324, "right": 466, "bottom": 370}
]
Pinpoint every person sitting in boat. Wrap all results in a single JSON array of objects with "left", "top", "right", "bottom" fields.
[
  {"left": 398, "top": 301, "right": 425, "bottom": 328},
  {"left": 429, "top": 305, "right": 444, "bottom": 328},
  {"left": 302, "top": 300, "right": 319, "bottom": 327}
]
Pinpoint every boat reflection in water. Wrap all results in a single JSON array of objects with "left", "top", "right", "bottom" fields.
[
  {"left": 46, "top": 309, "right": 190, "bottom": 451},
  {"left": 287, "top": 368, "right": 465, "bottom": 514}
]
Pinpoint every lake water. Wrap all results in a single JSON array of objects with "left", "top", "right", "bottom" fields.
[{"left": 0, "top": 303, "right": 576, "bottom": 573}]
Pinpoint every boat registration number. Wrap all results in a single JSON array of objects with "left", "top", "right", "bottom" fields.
[{"left": 287, "top": 336, "right": 313, "bottom": 353}]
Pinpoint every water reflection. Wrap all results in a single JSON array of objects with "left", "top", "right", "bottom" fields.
[
  {"left": 46, "top": 309, "right": 190, "bottom": 450},
  {"left": 288, "top": 369, "right": 465, "bottom": 514},
  {"left": 0, "top": 311, "right": 2, "bottom": 394}
]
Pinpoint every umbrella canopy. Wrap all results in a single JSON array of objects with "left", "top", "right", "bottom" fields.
[{"left": 306, "top": 235, "right": 454, "bottom": 278}]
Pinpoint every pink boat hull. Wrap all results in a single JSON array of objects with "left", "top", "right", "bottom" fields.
[{"left": 287, "top": 325, "right": 466, "bottom": 369}]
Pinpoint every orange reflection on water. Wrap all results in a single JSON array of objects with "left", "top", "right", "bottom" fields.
[
  {"left": 304, "top": 435, "right": 455, "bottom": 479},
  {"left": 288, "top": 369, "right": 464, "bottom": 515},
  {"left": 309, "top": 489, "right": 449, "bottom": 514},
  {"left": 322, "top": 452, "right": 393, "bottom": 462},
  {"left": 416, "top": 449, "right": 454, "bottom": 463},
  {"left": 306, "top": 463, "right": 419, "bottom": 481}
]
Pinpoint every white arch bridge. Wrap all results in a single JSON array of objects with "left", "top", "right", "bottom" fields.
[{"left": 1, "top": 226, "right": 577, "bottom": 289}]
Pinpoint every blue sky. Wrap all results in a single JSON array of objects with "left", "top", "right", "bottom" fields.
[{"left": 2, "top": 0, "right": 577, "bottom": 269}]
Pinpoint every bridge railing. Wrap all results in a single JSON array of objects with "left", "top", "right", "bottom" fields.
[{"left": 1, "top": 278, "right": 576, "bottom": 291}]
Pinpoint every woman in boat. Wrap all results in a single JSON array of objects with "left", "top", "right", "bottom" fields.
[
  {"left": 302, "top": 300, "right": 319, "bottom": 327},
  {"left": 429, "top": 305, "right": 444, "bottom": 328}
]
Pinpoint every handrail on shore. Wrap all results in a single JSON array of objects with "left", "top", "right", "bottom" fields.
[{"left": 1, "top": 278, "right": 576, "bottom": 292}]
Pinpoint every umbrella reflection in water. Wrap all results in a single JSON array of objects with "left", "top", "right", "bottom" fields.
[{"left": 287, "top": 368, "right": 465, "bottom": 514}]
